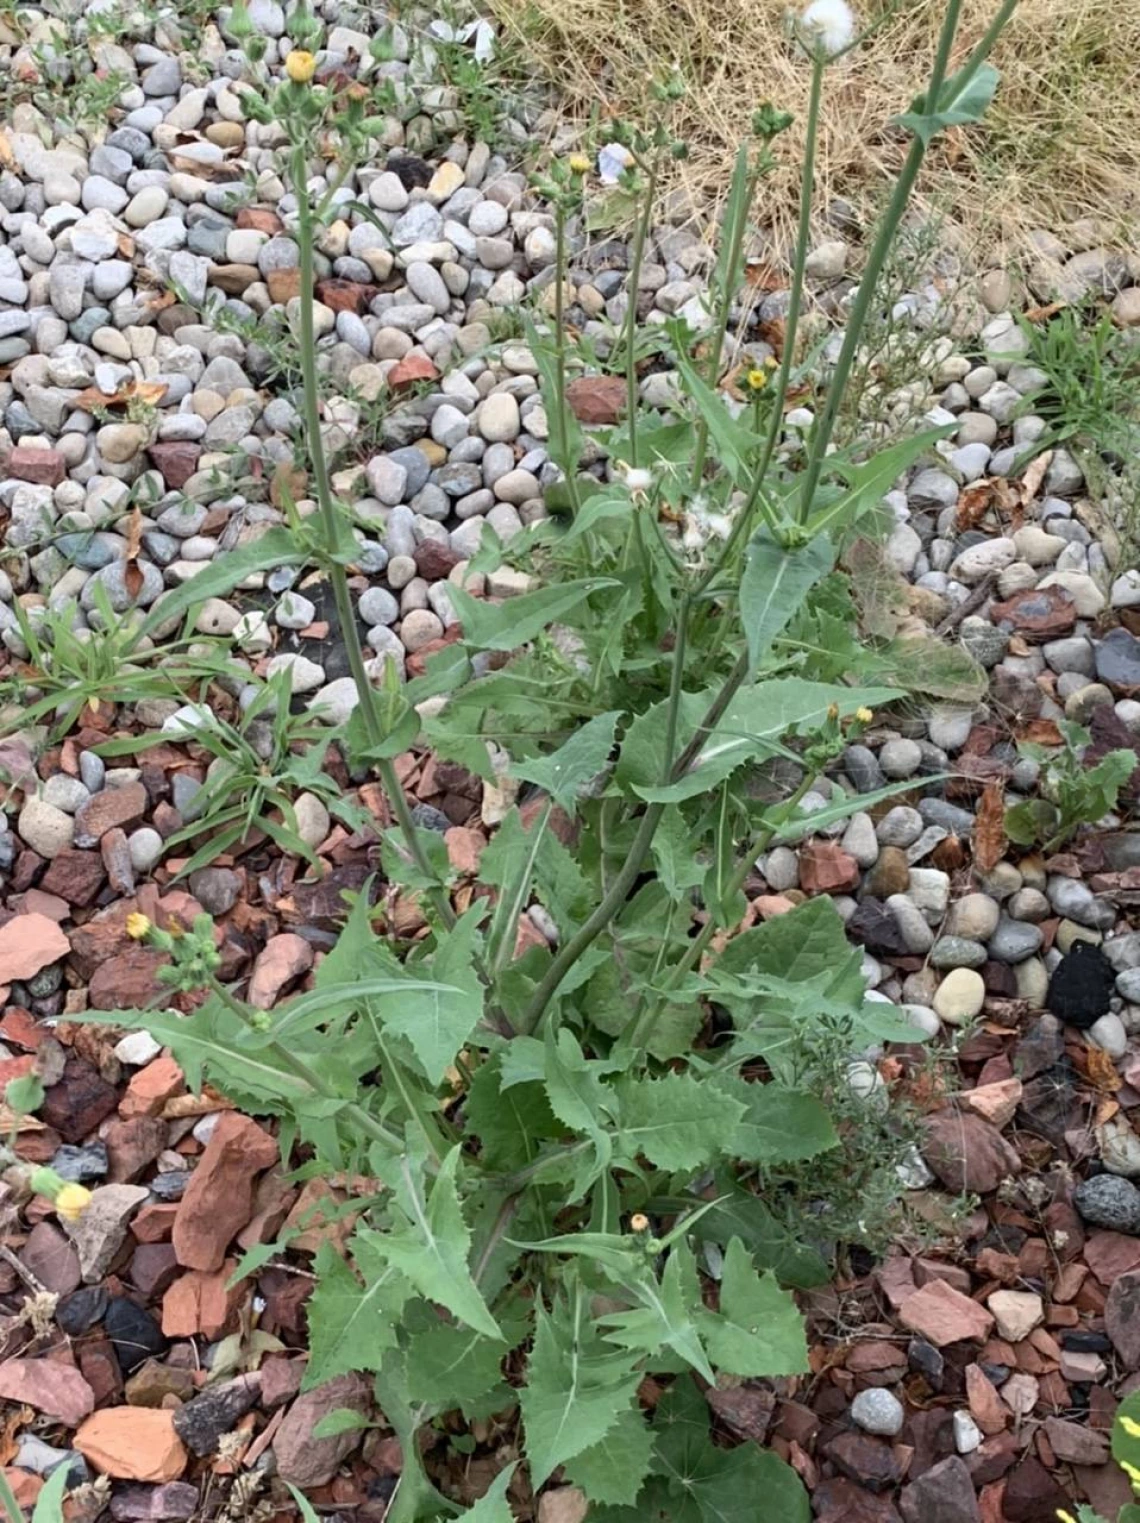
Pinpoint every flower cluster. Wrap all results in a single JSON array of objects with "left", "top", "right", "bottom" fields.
[
  {"left": 128, "top": 912, "right": 221, "bottom": 994},
  {"left": 29, "top": 1166, "right": 91, "bottom": 1224}
]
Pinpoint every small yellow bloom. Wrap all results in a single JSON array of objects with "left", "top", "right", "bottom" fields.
[
  {"left": 629, "top": 1213, "right": 650, "bottom": 1233},
  {"left": 126, "top": 912, "right": 152, "bottom": 941},
  {"left": 55, "top": 1184, "right": 92, "bottom": 1223},
  {"left": 568, "top": 153, "right": 591, "bottom": 175},
  {"left": 827, "top": 703, "right": 839, "bottom": 721},
  {"left": 285, "top": 49, "right": 317, "bottom": 84},
  {"left": 745, "top": 367, "right": 768, "bottom": 392},
  {"left": 855, "top": 707, "right": 874, "bottom": 724}
]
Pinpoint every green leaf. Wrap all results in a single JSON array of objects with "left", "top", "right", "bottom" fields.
[
  {"left": 616, "top": 1073, "right": 745, "bottom": 1171},
  {"left": 369, "top": 1148, "right": 501, "bottom": 1339},
  {"left": 664, "top": 1179, "right": 830, "bottom": 1289},
  {"left": 136, "top": 526, "right": 306, "bottom": 644},
  {"left": 404, "top": 1316, "right": 511, "bottom": 1418},
  {"left": 1113, "top": 1388, "right": 1140, "bottom": 1473},
  {"left": 4, "top": 1073, "right": 44, "bottom": 1117},
  {"left": 453, "top": 1467, "right": 517, "bottom": 1523},
  {"left": 718, "top": 1079, "right": 839, "bottom": 1165},
  {"left": 311, "top": 1408, "right": 373, "bottom": 1439},
  {"left": 1004, "top": 796, "right": 1058, "bottom": 848},
  {"left": 465, "top": 1055, "right": 560, "bottom": 1172},
  {"left": 700, "top": 1239, "right": 809, "bottom": 1376},
  {"left": 30, "top": 1464, "right": 70, "bottom": 1523},
  {"left": 654, "top": 1380, "right": 811, "bottom": 1523},
  {"left": 895, "top": 61, "right": 1000, "bottom": 143},
  {"left": 519, "top": 1287, "right": 642, "bottom": 1487},
  {"left": 799, "top": 428, "right": 952, "bottom": 537},
  {"left": 739, "top": 531, "right": 835, "bottom": 673},
  {"left": 304, "top": 1238, "right": 409, "bottom": 1387},
  {"left": 598, "top": 1241, "right": 714, "bottom": 1381},
  {"left": 651, "top": 805, "right": 706, "bottom": 898},
  {"left": 563, "top": 1407, "right": 656, "bottom": 1507},
  {"left": 543, "top": 1028, "right": 614, "bottom": 1194},
  {"left": 448, "top": 577, "right": 621, "bottom": 651},
  {"left": 378, "top": 906, "right": 486, "bottom": 1086},
  {"left": 512, "top": 710, "right": 621, "bottom": 817},
  {"left": 617, "top": 681, "right": 902, "bottom": 804}
]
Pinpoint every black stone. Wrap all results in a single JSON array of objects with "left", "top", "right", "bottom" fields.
[
  {"left": 1073, "top": 1173, "right": 1140, "bottom": 1235},
  {"left": 386, "top": 153, "right": 433, "bottom": 189},
  {"left": 847, "top": 898, "right": 911, "bottom": 957},
  {"left": 1046, "top": 940, "right": 1117, "bottom": 1029},
  {"left": 105, "top": 1296, "right": 167, "bottom": 1373},
  {"left": 50, "top": 1142, "right": 109, "bottom": 1183},
  {"left": 908, "top": 1338, "right": 944, "bottom": 1392},
  {"left": 410, "top": 802, "right": 451, "bottom": 832},
  {"left": 1060, "top": 1330, "right": 1112, "bottom": 1353},
  {"left": 57, "top": 1285, "right": 108, "bottom": 1336},
  {"left": 172, "top": 1375, "right": 261, "bottom": 1456}
]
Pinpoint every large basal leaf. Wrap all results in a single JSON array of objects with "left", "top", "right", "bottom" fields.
[
  {"left": 448, "top": 577, "right": 620, "bottom": 651},
  {"left": 664, "top": 1179, "right": 830, "bottom": 1289},
  {"left": 699, "top": 1238, "right": 808, "bottom": 1377},
  {"left": 403, "top": 1315, "right": 512, "bottom": 1418},
  {"left": 617, "top": 681, "right": 902, "bottom": 804},
  {"left": 465, "top": 1055, "right": 561, "bottom": 1172},
  {"left": 597, "top": 1241, "right": 714, "bottom": 1382},
  {"left": 369, "top": 1149, "right": 501, "bottom": 1340},
  {"left": 137, "top": 525, "right": 306, "bottom": 643},
  {"left": 520, "top": 1289, "right": 642, "bottom": 1487},
  {"left": 303, "top": 1238, "right": 409, "bottom": 1387},
  {"left": 563, "top": 1407, "right": 656, "bottom": 1507},
  {"left": 715, "top": 895, "right": 864, "bottom": 1002},
  {"left": 715, "top": 1077, "right": 839, "bottom": 1165},
  {"left": 615, "top": 1072, "right": 746, "bottom": 1171},
  {"left": 739, "top": 530, "right": 835, "bottom": 673},
  {"left": 653, "top": 1379, "right": 811, "bottom": 1523}
]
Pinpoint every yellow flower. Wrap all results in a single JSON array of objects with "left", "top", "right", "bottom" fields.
[
  {"left": 285, "top": 49, "right": 317, "bottom": 84},
  {"left": 629, "top": 1213, "right": 650, "bottom": 1233},
  {"left": 745, "top": 367, "right": 769, "bottom": 392},
  {"left": 1055, "top": 1513, "right": 1076, "bottom": 1523},
  {"left": 568, "top": 153, "right": 591, "bottom": 175},
  {"left": 855, "top": 707, "right": 874, "bottom": 724},
  {"left": 126, "top": 912, "right": 152, "bottom": 941},
  {"left": 55, "top": 1184, "right": 92, "bottom": 1223}
]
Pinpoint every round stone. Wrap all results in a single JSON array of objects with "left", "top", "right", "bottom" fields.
[
  {"left": 292, "top": 792, "right": 330, "bottom": 849},
  {"left": 401, "top": 609, "right": 444, "bottom": 652},
  {"left": 878, "top": 738, "right": 922, "bottom": 779},
  {"left": 275, "top": 593, "right": 315, "bottom": 630},
  {"left": 930, "top": 937, "right": 988, "bottom": 970},
  {"left": 849, "top": 1388, "right": 905, "bottom": 1437},
  {"left": 987, "top": 917, "right": 1044, "bottom": 964},
  {"left": 128, "top": 827, "right": 164, "bottom": 873},
  {"left": 359, "top": 587, "right": 399, "bottom": 627},
  {"left": 947, "top": 893, "right": 1000, "bottom": 941},
  {"left": 1089, "top": 1012, "right": 1128, "bottom": 1060},
  {"left": 477, "top": 393, "right": 521, "bottom": 443},
  {"left": 933, "top": 967, "right": 986, "bottom": 1025},
  {"left": 1073, "top": 1173, "right": 1140, "bottom": 1234},
  {"left": 18, "top": 797, "right": 75, "bottom": 858}
]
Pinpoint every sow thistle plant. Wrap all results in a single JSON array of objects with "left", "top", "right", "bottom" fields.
[{"left": 71, "top": 0, "right": 1017, "bottom": 1518}]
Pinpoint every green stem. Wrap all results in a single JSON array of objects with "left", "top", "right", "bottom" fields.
[
  {"left": 689, "top": 158, "right": 763, "bottom": 492},
  {"left": 795, "top": 2, "right": 962, "bottom": 523},
  {"left": 553, "top": 199, "right": 582, "bottom": 516},
  {"left": 623, "top": 152, "right": 661, "bottom": 470},
  {"left": 209, "top": 974, "right": 408, "bottom": 1159},
  {"left": 752, "top": 49, "right": 826, "bottom": 491},
  {"left": 292, "top": 142, "right": 455, "bottom": 930}
]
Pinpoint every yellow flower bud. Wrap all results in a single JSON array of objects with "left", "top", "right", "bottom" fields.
[
  {"left": 568, "top": 153, "right": 591, "bottom": 176},
  {"left": 629, "top": 1213, "right": 650, "bottom": 1233},
  {"left": 55, "top": 1184, "right": 92, "bottom": 1223},
  {"left": 745, "top": 367, "right": 768, "bottom": 391},
  {"left": 855, "top": 707, "right": 874, "bottom": 724},
  {"left": 285, "top": 49, "right": 317, "bottom": 83},
  {"left": 126, "top": 912, "right": 152, "bottom": 940}
]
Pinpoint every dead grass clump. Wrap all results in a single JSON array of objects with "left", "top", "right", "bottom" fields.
[{"left": 491, "top": 0, "right": 1140, "bottom": 253}]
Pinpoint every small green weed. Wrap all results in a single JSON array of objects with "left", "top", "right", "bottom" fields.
[
  {"left": 1005, "top": 718, "right": 1136, "bottom": 854},
  {"left": 93, "top": 668, "right": 374, "bottom": 876},
  {"left": 1017, "top": 303, "right": 1140, "bottom": 460}
]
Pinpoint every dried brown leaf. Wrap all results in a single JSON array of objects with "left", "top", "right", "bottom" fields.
[
  {"left": 1087, "top": 1049, "right": 1123, "bottom": 1094},
  {"left": 73, "top": 379, "right": 168, "bottom": 413},
  {"left": 973, "top": 781, "right": 1007, "bottom": 872},
  {"left": 1023, "top": 301, "right": 1067, "bottom": 324},
  {"left": 1018, "top": 717, "right": 1065, "bottom": 746},
  {"left": 1020, "top": 449, "right": 1052, "bottom": 506}
]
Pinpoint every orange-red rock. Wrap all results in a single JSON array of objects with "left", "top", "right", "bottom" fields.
[
  {"left": 120, "top": 1057, "right": 185, "bottom": 1119},
  {"left": 74, "top": 1408, "right": 187, "bottom": 1482},
  {"left": 898, "top": 1280, "right": 995, "bottom": 1348},
  {"left": 565, "top": 374, "right": 626, "bottom": 424},
  {"left": 247, "top": 933, "right": 313, "bottom": 1009},
  {"left": 173, "top": 1113, "right": 278, "bottom": 1271},
  {"left": 798, "top": 840, "right": 860, "bottom": 895},
  {"left": 0, "top": 1357, "right": 95, "bottom": 1426},
  {"left": 966, "top": 1363, "right": 1008, "bottom": 1435},
  {"left": 962, "top": 1078, "right": 1023, "bottom": 1129},
  {"left": 162, "top": 1263, "right": 243, "bottom": 1339},
  {"left": 387, "top": 352, "right": 439, "bottom": 388},
  {"left": 0, "top": 912, "right": 69, "bottom": 985}
]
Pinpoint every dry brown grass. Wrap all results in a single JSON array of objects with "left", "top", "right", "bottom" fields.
[{"left": 491, "top": 0, "right": 1140, "bottom": 254}]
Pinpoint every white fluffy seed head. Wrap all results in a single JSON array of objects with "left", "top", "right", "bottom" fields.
[{"left": 799, "top": 0, "right": 856, "bottom": 56}]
